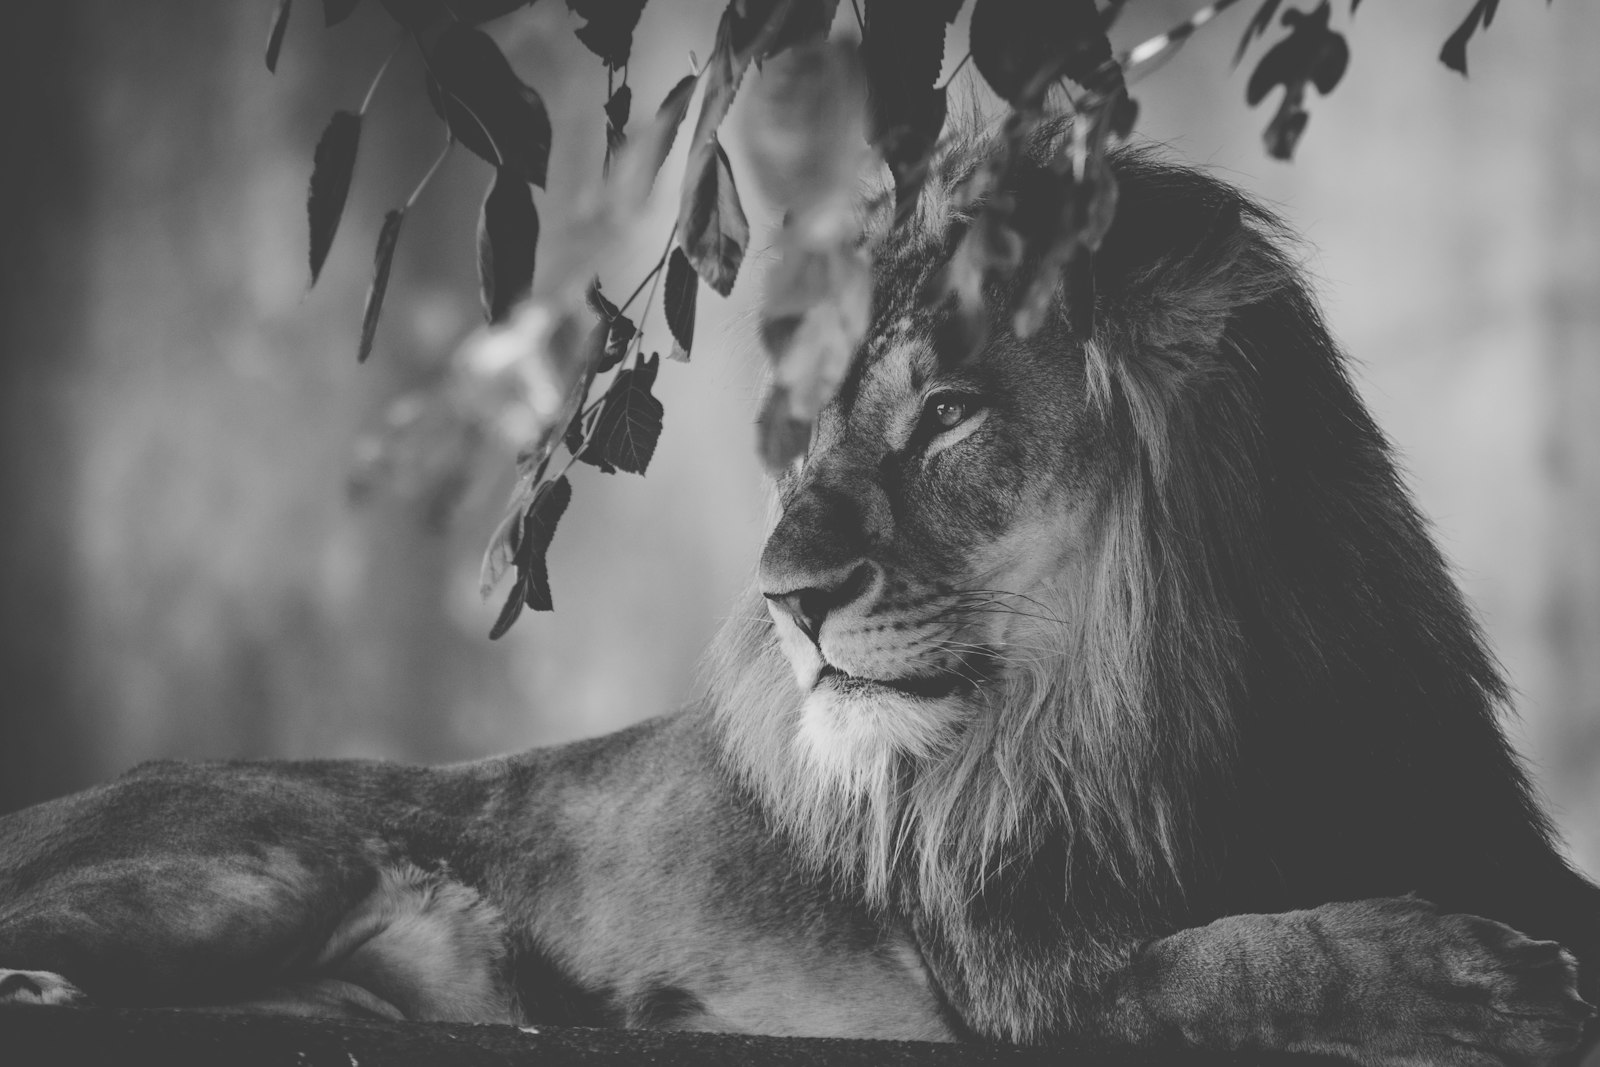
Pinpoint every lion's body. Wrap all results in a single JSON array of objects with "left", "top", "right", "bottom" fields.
[
  {"left": 0, "top": 716, "right": 950, "bottom": 1036},
  {"left": 2, "top": 138, "right": 1598, "bottom": 1062}
]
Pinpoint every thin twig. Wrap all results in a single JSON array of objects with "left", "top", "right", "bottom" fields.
[
  {"left": 1122, "top": 0, "right": 1247, "bottom": 70},
  {"left": 629, "top": 230, "right": 676, "bottom": 363},
  {"left": 618, "top": 243, "right": 672, "bottom": 315},
  {"left": 604, "top": 66, "right": 616, "bottom": 176},
  {"left": 359, "top": 34, "right": 405, "bottom": 116},
  {"left": 404, "top": 137, "right": 454, "bottom": 210},
  {"left": 940, "top": 50, "right": 973, "bottom": 91}
]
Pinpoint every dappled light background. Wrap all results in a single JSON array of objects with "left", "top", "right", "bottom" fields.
[{"left": 2, "top": 1, "right": 1597, "bottom": 879}]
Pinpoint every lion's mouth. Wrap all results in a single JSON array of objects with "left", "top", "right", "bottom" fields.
[{"left": 815, "top": 664, "right": 967, "bottom": 700}]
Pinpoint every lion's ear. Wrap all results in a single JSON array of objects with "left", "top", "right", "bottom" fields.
[
  {"left": 1095, "top": 150, "right": 1301, "bottom": 361},
  {"left": 1107, "top": 210, "right": 1263, "bottom": 348},
  {"left": 1084, "top": 162, "right": 1303, "bottom": 477}
]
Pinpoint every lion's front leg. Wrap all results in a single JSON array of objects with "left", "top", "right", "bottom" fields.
[{"left": 1099, "top": 897, "right": 1593, "bottom": 1066}]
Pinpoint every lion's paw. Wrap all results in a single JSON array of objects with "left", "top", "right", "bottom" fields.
[
  {"left": 1430, "top": 913, "right": 1594, "bottom": 1066},
  {"left": 0, "top": 969, "right": 87, "bottom": 1007},
  {"left": 1342, "top": 902, "right": 1594, "bottom": 1067}
]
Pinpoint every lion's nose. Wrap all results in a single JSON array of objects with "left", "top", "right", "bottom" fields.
[{"left": 764, "top": 563, "right": 874, "bottom": 645}]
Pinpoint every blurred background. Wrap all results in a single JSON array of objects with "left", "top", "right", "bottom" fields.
[{"left": 1, "top": 0, "right": 1596, "bottom": 878}]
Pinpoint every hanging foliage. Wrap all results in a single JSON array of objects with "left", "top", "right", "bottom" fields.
[{"left": 276, "top": 0, "right": 1538, "bottom": 631}]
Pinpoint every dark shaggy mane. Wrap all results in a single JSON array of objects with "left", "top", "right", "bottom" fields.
[{"left": 705, "top": 120, "right": 1600, "bottom": 1032}]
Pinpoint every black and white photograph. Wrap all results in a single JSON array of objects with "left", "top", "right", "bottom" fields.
[{"left": 2, "top": 2, "right": 1599, "bottom": 1064}]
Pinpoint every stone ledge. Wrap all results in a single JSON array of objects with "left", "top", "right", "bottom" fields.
[{"left": 0, "top": 1005, "right": 1347, "bottom": 1066}]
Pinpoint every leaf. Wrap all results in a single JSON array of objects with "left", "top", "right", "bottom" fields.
[
  {"left": 359, "top": 208, "right": 405, "bottom": 364},
  {"left": 940, "top": 216, "right": 1012, "bottom": 356},
  {"left": 586, "top": 282, "right": 635, "bottom": 372},
  {"left": 937, "top": 107, "right": 1124, "bottom": 349},
  {"left": 597, "top": 74, "right": 695, "bottom": 218},
  {"left": 518, "top": 474, "right": 571, "bottom": 613},
  {"left": 563, "top": 407, "right": 590, "bottom": 461},
  {"left": 603, "top": 315, "right": 635, "bottom": 371},
  {"left": 578, "top": 354, "right": 664, "bottom": 475},
  {"left": 1011, "top": 150, "right": 1118, "bottom": 341},
  {"left": 488, "top": 569, "right": 530, "bottom": 639},
  {"left": 1440, "top": 0, "right": 1500, "bottom": 76},
  {"left": 1105, "top": 84, "right": 1139, "bottom": 139},
  {"left": 586, "top": 280, "right": 617, "bottom": 318},
  {"left": 323, "top": 0, "right": 362, "bottom": 25},
  {"left": 663, "top": 247, "right": 697, "bottom": 360},
  {"left": 931, "top": 113, "right": 1037, "bottom": 361},
  {"left": 763, "top": 238, "right": 873, "bottom": 419},
  {"left": 757, "top": 386, "right": 812, "bottom": 473},
  {"left": 862, "top": 0, "right": 951, "bottom": 224},
  {"left": 478, "top": 168, "right": 540, "bottom": 324},
  {"left": 678, "top": 139, "right": 748, "bottom": 297},
  {"left": 741, "top": 40, "right": 871, "bottom": 219},
  {"left": 1245, "top": 2, "right": 1349, "bottom": 103},
  {"left": 308, "top": 111, "right": 362, "bottom": 287},
  {"left": 862, "top": 0, "right": 954, "bottom": 140},
  {"left": 565, "top": 399, "right": 614, "bottom": 472},
  {"left": 1037, "top": 113, "right": 1123, "bottom": 298},
  {"left": 881, "top": 88, "right": 947, "bottom": 226},
  {"left": 267, "top": 0, "right": 293, "bottom": 73},
  {"left": 1245, "top": 1, "right": 1348, "bottom": 160},
  {"left": 569, "top": 0, "right": 650, "bottom": 68},
  {"left": 727, "top": 0, "right": 843, "bottom": 61},
  {"left": 457, "top": 295, "right": 608, "bottom": 477},
  {"left": 689, "top": 8, "right": 745, "bottom": 162},
  {"left": 685, "top": 0, "right": 796, "bottom": 164},
  {"left": 488, "top": 474, "right": 572, "bottom": 635},
  {"left": 970, "top": 0, "right": 1118, "bottom": 108},
  {"left": 741, "top": 37, "right": 877, "bottom": 422},
  {"left": 1234, "top": 0, "right": 1282, "bottom": 66},
  {"left": 1262, "top": 102, "right": 1309, "bottom": 160},
  {"left": 428, "top": 24, "right": 552, "bottom": 187},
  {"left": 603, "top": 83, "right": 631, "bottom": 159},
  {"left": 760, "top": 0, "right": 843, "bottom": 59},
  {"left": 946, "top": 131, "right": 1024, "bottom": 258}
]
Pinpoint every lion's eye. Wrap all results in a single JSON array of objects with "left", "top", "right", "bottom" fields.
[{"left": 926, "top": 395, "right": 972, "bottom": 432}]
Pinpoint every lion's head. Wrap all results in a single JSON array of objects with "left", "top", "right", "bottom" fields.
[{"left": 707, "top": 126, "right": 1512, "bottom": 925}]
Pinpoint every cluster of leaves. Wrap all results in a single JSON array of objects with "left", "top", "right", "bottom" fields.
[
  {"left": 272, "top": 0, "right": 1528, "bottom": 634},
  {"left": 941, "top": 0, "right": 1136, "bottom": 353},
  {"left": 1237, "top": 0, "right": 1349, "bottom": 159},
  {"left": 1230, "top": 0, "right": 1527, "bottom": 159},
  {"left": 284, "top": 0, "right": 558, "bottom": 366}
]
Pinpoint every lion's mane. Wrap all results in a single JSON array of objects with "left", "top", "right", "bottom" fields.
[{"left": 703, "top": 127, "right": 1591, "bottom": 978}]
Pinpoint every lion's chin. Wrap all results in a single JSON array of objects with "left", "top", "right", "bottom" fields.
[{"left": 797, "top": 680, "right": 968, "bottom": 789}]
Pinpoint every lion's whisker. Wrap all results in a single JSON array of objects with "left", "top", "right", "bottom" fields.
[
  {"left": 926, "top": 604, "right": 1065, "bottom": 627},
  {"left": 937, "top": 589, "right": 1066, "bottom": 626},
  {"left": 952, "top": 587, "right": 1060, "bottom": 617}
]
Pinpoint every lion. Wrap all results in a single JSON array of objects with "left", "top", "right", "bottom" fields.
[{"left": 1, "top": 128, "right": 1597, "bottom": 1065}]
